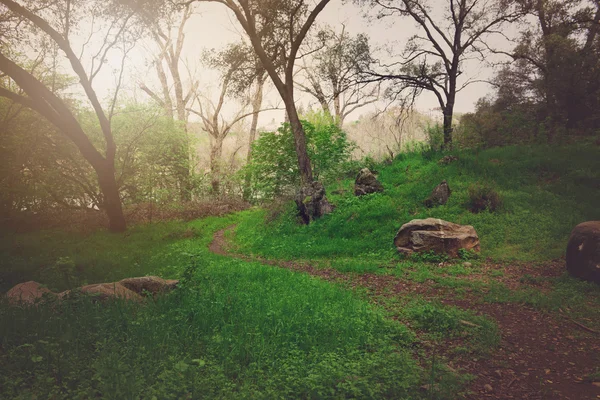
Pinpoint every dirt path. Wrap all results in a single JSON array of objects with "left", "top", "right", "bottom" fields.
[{"left": 209, "top": 227, "right": 600, "bottom": 399}]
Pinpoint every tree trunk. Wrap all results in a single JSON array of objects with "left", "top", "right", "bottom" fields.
[
  {"left": 333, "top": 93, "right": 342, "bottom": 126},
  {"left": 243, "top": 76, "right": 265, "bottom": 200},
  {"left": 442, "top": 108, "right": 453, "bottom": 149},
  {"left": 210, "top": 136, "right": 224, "bottom": 195},
  {"left": 285, "top": 100, "right": 313, "bottom": 184},
  {"left": 175, "top": 127, "right": 192, "bottom": 202},
  {"left": 443, "top": 82, "right": 456, "bottom": 149},
  {"left": 96, "top": 162, "right": 126, "bottom": 233}
]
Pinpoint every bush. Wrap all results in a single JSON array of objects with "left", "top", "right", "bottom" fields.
[
  {"left": 425, "top": 123, "right": 444, "bottom": 152},
  {"left": 242, "top": 119, "right": 354, "bottom": 201},
  {"left": 467, "top": 182, "right": 502, "bottom": 213}
]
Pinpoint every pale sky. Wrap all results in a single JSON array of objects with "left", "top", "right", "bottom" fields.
[{"left": 91, "top": 0, "right": 515, "bottom": 126}]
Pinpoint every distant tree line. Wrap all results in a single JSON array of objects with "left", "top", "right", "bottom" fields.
[{"left": 0, "top": 0, "right": 597, "bottom": 232}]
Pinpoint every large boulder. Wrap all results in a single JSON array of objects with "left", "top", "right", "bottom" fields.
[
  {"left": 354, "top": 168, "right": 384, "bottom": 196},
  {"left": 394, "top": 218, "right": 480, "bottom": 258},
  {"left": 566, "top": 221, "right": 600, "bottom": 284},
  {"left": 295, "top": 181, "right": 335, "bottom": 224},
  {"left": 5, "top": 281, "right": 54, "bottom": 305},
  {"left": 424, "top": 180, "right": 451, "bottom": 208}
]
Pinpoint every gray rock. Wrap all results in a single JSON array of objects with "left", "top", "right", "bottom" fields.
[
  {"left": 394, "top": 218, "right": 480, "bottom": 258},
  {"left": 354, "top": 168, "right": 384, "bottom": 196},
  {"left": 424, "top": 180, "right": 451, "bottom": 208},
  {"left": 566, "top": 221, "right": 600, "bottom": 284}
]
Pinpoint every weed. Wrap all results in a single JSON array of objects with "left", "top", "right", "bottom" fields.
[
  {"left": 411, "top": 251, "right": 450, "bottom": 264},
  {"left": 458, "top": 248, "right": 479, "bottom": 261},
  {"left": 467, "top": 182, "right": 503, "bottom": 213}
]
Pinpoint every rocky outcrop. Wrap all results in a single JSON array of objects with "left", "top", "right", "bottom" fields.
[
  {"left": 424, "top": 180, "right": 451, "bottom": 208},
  {"left": 5, "top": 276, "right": 179, "bottom": 306},
  {"left": 5, "top": 281, "right": 54, "bottom": 305},
  {"left": 566, "top": 221, "right": 600, "bottom": 284},
  {"left": 394, "top": 218, "right": 480, "bottom": 258},
  {"left": 354, "top": 168, "right": 384, "bottom": 196},
  {"left": 295, "top": 181, "right": 335, "bottom": 224}
]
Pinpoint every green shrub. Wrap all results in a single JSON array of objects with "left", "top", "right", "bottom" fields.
[
  {"left": 467, "top": 182, "right": 502, "bottom": 213},
  {"left": 410, "top": 250, "right": 449, "bottom": 264},
  {"left": 425, "top": 123, "right": 444, "bottom": 152},
  {"left": 242, "top": 119, "right": 354, "bottom": 201},
  {"left": 458, "top": 248, "right": 479, "bottom": 261}
]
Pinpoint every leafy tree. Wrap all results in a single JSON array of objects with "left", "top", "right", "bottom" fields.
[
  {"left": 243, "top": 115, "right": 354, "bottom": 200},
  {"left": 491, "top": 0, "right": 600, "bottom": 135},
  {"left": 110, "top": 103, "right": 194, "bottom": 205},
  {"left": 0, "top": 0, "right": 148, "bottom": 231}
]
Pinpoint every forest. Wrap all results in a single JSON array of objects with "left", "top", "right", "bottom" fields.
[{"left": 0, "top": 0, "right": 599, "bottom": 399}]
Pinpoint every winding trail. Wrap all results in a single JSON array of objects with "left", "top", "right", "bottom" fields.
[{"left": 210, "top": 227, "right": 600, "bottom": 400}]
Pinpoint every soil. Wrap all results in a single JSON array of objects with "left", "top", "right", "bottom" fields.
[{"left": 210, "top": 227, "right": 600, "bottom": 400}]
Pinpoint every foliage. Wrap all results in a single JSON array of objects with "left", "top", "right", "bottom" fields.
[
  {"left": 466, "top": 182, "right": 502, "bottom": 213},
  {"left": 425, "top": 123, "right": 444, "bottom": 152},
  {"left": 242, "top": 117, "right": 354, "bottom": 200},
  {"left": 344, "top": 107, "right": 431, "bottom": 161},
  {"left": 461, "top": 0, "right": 600, "bottom": 145},
  {"left": 409, "top": 250, "right": 449, "bottom": 264},
  {"left": 0, "top": 100, "right": 197, "bottom": 226}
]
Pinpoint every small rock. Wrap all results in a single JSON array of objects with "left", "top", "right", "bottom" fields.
[
  {"left": 483, "top": 384, "right": 493, "bottom": 393},
  {"left": 424, "top": 180, "right": 451, "bottom": 208},
  {"left": 77, "top": 282, "right": 143, "bottom": 302},
  {"left": 119, "top": 276, "right": 179, "bottom": 296},
  {"left": 5, "top": 281, "right": 54, "bottom": 305},
  {"left": 354, "top": 168, "right": 384, "bottom": 196},
  {"left": 438, "top": 155, "right": 459, "bottom": 165},
  {"left": 463, "top": 262, "right": 473, "bottom": 268}
]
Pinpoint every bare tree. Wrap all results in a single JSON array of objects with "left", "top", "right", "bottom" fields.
[
  {"left": 137, "top": 4, "right": 198, "bottom": 200},
  {"left": 357, "top": 0, "right": 523, "bottom": 148},
  {"left": 297, "top": 25, "right": 379, "bottom": 126},
  {"left": 190, "top": 43, "right": 275, "bottom": 194},
  {"left": 0, "top": 0, "right": 143, "bottom": 232}
]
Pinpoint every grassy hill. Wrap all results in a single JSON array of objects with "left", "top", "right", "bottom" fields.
[
  {"left": 1, "top": 143, "right": 599, "bottom": 399},
  {"left": 235, "top": 143, "right": 600, "bottom": 262}
]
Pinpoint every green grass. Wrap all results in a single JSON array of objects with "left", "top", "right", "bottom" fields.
[
  {"left": 1, "top": 143, "right": 599, "bottom": 399},
  {"left": 234, "top": 143, "right": 600, "bottom": 262},
  {"left": 1, "top": 216, "right": 422, "bottom": 399}
]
